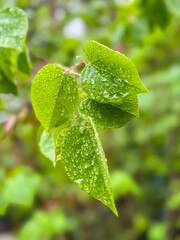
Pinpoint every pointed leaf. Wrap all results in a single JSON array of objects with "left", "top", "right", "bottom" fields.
[
  {"left": 0, "top": 7, "right": 28, "bottom": 49},
  {"left": 79, "top": 95, "right": 139, "bottom": 129},
  {"left": 61, "top": 118, "right": 118, "bottom": 215},
  {"left": 81, "top": 41, "right": 148, "bottom": 103},
  {"left": 31, "top": 64, "right": 79, "bottom": 134}
]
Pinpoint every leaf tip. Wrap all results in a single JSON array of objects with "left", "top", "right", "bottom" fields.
[{"left": 110, "top": 202, "right": 119, "bottom": 217}]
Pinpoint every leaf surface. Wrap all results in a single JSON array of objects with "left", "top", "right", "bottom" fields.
[
  {"left": 0, "top": 7, "right": 28, "bottom": 49},
  {"left": 81, "top": 41, "right": 148, "bottom": 103},
  {"left": 79, "top": 95, "right": 139, "bottom": 129},
  {"left": 31, "top": 64, "right": 79, "bottom": 134},
  {"left": 38, "top": 129, "right": 55, "bottom": 163},
  {"left": 61, "top": 118, "right": 118, "bottom": 215},
  {"left": 0, "top": 48, "right": 18, "bottom": 94},
  {"left": 0, "top": 167, "right": 40, "bottom": 215},
  {"left": 54, "top": 121, "right": 72, "bottom": 162},
  {"left": 0, "top": 76, "right": 18, "bottom": 95},
  {"left": 17, "top": 49, "right": 32, "bottom": 75}
]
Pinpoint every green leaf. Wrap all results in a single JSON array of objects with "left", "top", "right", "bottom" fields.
[
  {"left": 17, "top": 48, "right": 32, "bottom": 75},
  {"left": 38, "top": 129, "right": 55, "bottom": 163},
  {"left": 0, "top": 167, "right": 41, "bottom": 215},
  {"left": 79, "top": 95, "right": 139, "bottom": 129},
  {"left": 0, "top": 74, "right": 18, "bottom": 95},
  {"left": 54, "top": 121, "right": 72, "bottom": 162},
  {"left": 0, "top": 47, "right": 18, "bottom": 94},
  {"left": 38, "top": 121, "right": 71, "bottom": 164},
  {"left": 61, "top": 118, "right": 118, "bottom": 216},
  {"left": 111, "top": 170, "right": 140, "bottom": 200},
  {"left": 19, "top": 210, "right": 67, "bottom": 240},
  {"left": 0, "top": 96, "right": 4, "bottom": 109},
  {"left": 0, "top": 7, "right": 28, "bottom": 49},
  {"left": 31, "top": 64, "right": 79, "bottom": 134},
  {"left": 81, "top": 41, "right": 148, "bottom": 103}
]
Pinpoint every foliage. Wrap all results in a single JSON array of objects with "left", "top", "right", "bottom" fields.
[
  {"left": 0, "top": 0, "right": 180, "bottom": 239},
  {"left": 30, "top": 36, "right": 147, "bottom": 214}
]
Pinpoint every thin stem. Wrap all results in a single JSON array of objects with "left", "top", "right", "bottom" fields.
[
  {"left": 55, "top": 63, "right": 81, "bottom": 76},
  {"left": 76, "top": 113, "right": 80, "bottom": 118},
  {"left": 84, "top": 121, "right": 88, "bottom": 126},
  {"left": 65, "top": 62, "right": 85, "bottom": 73}
]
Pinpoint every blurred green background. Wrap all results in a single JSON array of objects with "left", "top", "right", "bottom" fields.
[{"left": 0, "top": 0, "right": 180, "bottom": 239}]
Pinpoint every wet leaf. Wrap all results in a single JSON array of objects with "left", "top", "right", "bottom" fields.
[
  {"left": 54, "top": 121, "right": 72, "bottom": 162},
  {"left": 38, "top": 129, "right": 55, "bottom": 163},
  {"left": 61, "top": 118, "right": 118, "bottom": 216},
  {"left": 79, "top": 95, "right": 139, "bottom": 129},
  {"left": 0, "top": 7, "right": 28, "bottom": 49},
  {"left": 31, "top": 64, "right": 79, "bottom": 134},
  {"left": 81, "top": 41, "right": 148, "bottom": 103}
]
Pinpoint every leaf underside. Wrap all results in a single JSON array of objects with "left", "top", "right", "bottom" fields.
[
  {"left": 39, "top": 129, "right": 55, "bottom": 163},
  {"left": 79, "top": 95, "right": 139, "bottom": 129}
]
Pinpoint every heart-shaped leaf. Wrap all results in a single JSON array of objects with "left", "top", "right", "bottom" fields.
[
  {"left": 81, "top": 41, "right": 148, "bottom": 103},
  {"left": 31, "top": 64, "right": 79, "bottom": 134}
]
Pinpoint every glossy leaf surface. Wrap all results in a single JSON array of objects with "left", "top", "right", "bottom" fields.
[
  {"left": 0, "top": 7, "right": 28, "bottom": 49},
  {"left": 54, "top": 122, "right": 71, "bottom": 162},
  {"left": 79, "top": 95, "right": 139, "bottom": 129},
  {"left": 81, "top": 41, "right": 148, "bottom": 103},
  {"left": 31, "top": 64, "right": 79, "bottom": 134},
  {"left": 61, "top": 118, "right": 118, "bottom": 215}
]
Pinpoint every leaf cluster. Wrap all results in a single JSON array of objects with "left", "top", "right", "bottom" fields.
[
  {"left": 0, "top": 6, "right": 148, "bottom": 215},
  {"left": 31, "top": 40, "right": 148, "bottom": 215}
]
